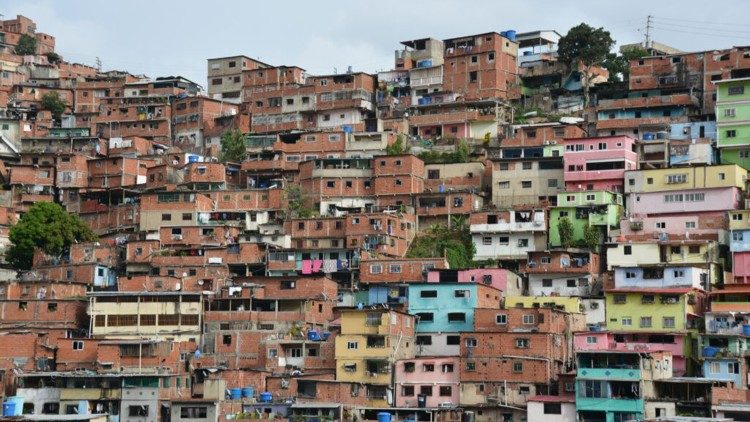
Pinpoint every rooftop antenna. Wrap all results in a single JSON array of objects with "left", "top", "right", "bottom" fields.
[
  {"left": 95, "top": 57, "right": 102, "bottom": 71},
  {"left": 644, "top": 15, "right": 653, "bottom": 49}
]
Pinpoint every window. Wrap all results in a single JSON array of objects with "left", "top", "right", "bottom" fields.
[
  {"left": 513, "top": 361, "right": 523, "bottom": 372},
  {"left": 469, "top": 71, "right": 478, "bottom": 82},
  {"left": 454, "top": 289, "right": 470, "bottom": 298},
  {"left": 370, "top": 264, "right": 382, "bottom": 274},
  {"left": 446, "top": 335, "right": 460, "bottom": 345},
  {"left": 548, "top": 178, "right": 558, "bottom": 188},
  {"left": 542, "top": 279, "right": 553, "bottom": 287},
  {"left": 42, "top": 403, "right": 60, "bottom": 415},
  {"left": 488, "top": 52, "right": 495, "bottom": 61},
  {"left": 442, "top": 364, "right": 454, "bottom": 373},
  {"left": 741, "top": 150, "right": 750, "bottom": 158},
  {"left": 685, "top": 221, "right": 696, "bottom": 229},
  {"left": 465, "top": 338, "right": 478, "bottom": 347},
  {"left": 586, "top": 336, "right": 597, "bottom": 344},
  {"left": 416, "top": 313, "right": 434, "bottom": 322},
  {"left": 389, "top": 264, "right": 401, "bottom": 274},
  {"left": 567, "top": 279, "right": 577, "bottom": 288},
  {"left": 614, "top": 294, "right": 627, "bottom": 304},
  {"left": 522, "top": 314, "right": 535, "bottom": 324},
  {"left": 416, "top": 335, "right": 432, "bottom": 345},
  {"left": 724, "top": 108, "right": 736, "bottom": 117},
  {"left": 420, "top": 290, "right": 437, "bottom": 298},
  {"left": 448, "top": 312, "right": 466, "bottom": 322},
  {"left": 439, "top": 386, "right": 452, "bottom": 396},
  {"left": 522, "top": 162, "right": 532, "bottom": 170},
  {"left": 498, "top": 181, "right": 510, "bottom": 189},
  {"left": 640, "top": 317, "right": 652, "bottom": 328},
  {"left": 622, "top": 317, "right": 632, "bottom": 326},
  {"left": 666, "top": 174, "right": 687, "bottom": 184},
  {"left": 663, "top": 317, "right": 675, "bottom": 328},
  {"left": 72, "top": 340, "right": 84, "bottom": 350},
  {"left": 728, "top": 86, "right": 745, "bottom": 95},
  {"left": 161, "top": 213, "right": 171, "bottom": 221},
  {"left": 471, "top": 55, "right": 478, "bottom": 63},
  {"left": 689, "top": 245, "right": 700, "bottom": 253},
  {"left": 420, "top": 386, "right": 433, "bottom": 396},
  {"left": 402, "top": 386, "right": 414, "bottom": 396},
  {"left": 544, "top": 403, "right": 562, "bottom": 414},
  {"left": 656, "top": 222, "right": 666, "bottom": 229},
  {"left": 516, "top": 338, "right": 529, "bottom": 348},
  {"left": 347, "top": 341, "right": 358, "bottom": 350},
  {"left": 598, "top": 142, "right": 607, "bottom": 150},
  {"left": 727, "top": 130, "right": 737, "bottom": 138},
  {"left": 180, "top": 407, "right": 208, "bottom": 419},
  {"left": 521, "top": 180, "right": 532, "bottom": 188},
  {"left": 733, "top": 232, "right": 744, "bottom": 241},
  {"left": 496, "top": 314, "right": 507, "bottom": 324},
  {"left": 129, "top": 406, "right": 149, "bottom": 417},
  {"left": 709, "top": 362, "right": 721, "bottom": 373},
  {"left": 466, "top": 362, "right": 476, "bottom": 371},
  {"left": 423, "top": 363, "right": 435, "bottom": 372},
  {"left": 366, "top": 313, "right": 381, "bottom": 326},
  {"left": 623, "top": 245, "right": 632, "bottom": 255}
]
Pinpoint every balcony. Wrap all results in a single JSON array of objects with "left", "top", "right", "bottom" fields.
[
  {"left": 597, "top": 93, "right": 699, "bottom": 110},
  {"left": 408, "top": 110, "right": 481, "bottom": 126},
  {"left": 470, "top": 220, "right": 545, "bottom": 234},
  {"left": 596, "top": 116, "right": 684, "bottom": 130},
  {"left": 576, "top": 397, "right": 644, "bottom": 413},
  {"left": 577, "top": 367, "right": 641, "bottom": 381}
]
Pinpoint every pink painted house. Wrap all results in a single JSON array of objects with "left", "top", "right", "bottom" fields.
[
  {"left": 394, "top": 356, "right": 460, "bottom": 408},
  {"left": 731, "top": 252, "right": 750, "bottom": 284},
  {"left": 426, "top": 268, "right": 523, "bottom": 296},
  {"left": 563, "top": 135, "right": 638, "bottom": 192},
  {"left": 573, "top": 331, "right": 688, "bottom": 375},
  {"left": 627, "top": 189, "right": 741, "bottom": 216},
  {"left": 619, "top": 212, "right": 727, "bottom": 241}
]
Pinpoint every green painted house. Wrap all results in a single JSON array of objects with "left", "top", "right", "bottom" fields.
[
  {"left": 548, "top": 190, "right": 623, "bottom": 248},
  {"left": 716, "top": 77, "right": 750, "bottom": 169}
]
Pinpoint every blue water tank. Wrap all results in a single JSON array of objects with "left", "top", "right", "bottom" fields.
[
  {"left": 377, "top": 412, "right": 392, "bottom": 422},
  {"left": 260, "top": 392, "right": 273, "bottom": 403},
  {"left": 703, "top": 346, "right": 718, "bottom": 358},
  {"left": 417, "top": 59, "right": 432, "bottom": 68},
  {"left": 343, "top": 126, "right": 353, "bottom": 134},
  {"left": 229, "top": 388, "right": 242, "bottom": 400},
  {"left": 743, "top": 325, "right": 750, "bottom": 336},
  {"left": 504, "top": 30, "right": 517, "bottom": 41},
  {"left": 307, "top": 330, "right": 321, "bottom": 341},
  {"left": 643, "top": 133, "right": 655, "bottom": 141},
  {"left": 2, "top": 403, "right": 15, "bottom": 417},
  {"left": 242, "top": 387, "right": 254, "bottom": 398},
  {"left": 4, "top": 397, "right": 23, "bottom": 417}
]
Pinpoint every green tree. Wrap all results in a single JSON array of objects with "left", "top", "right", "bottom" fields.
[
  {"left": 557, "top": 217, "right": 575, "bottom": 249},
  {"left": 386, "top": 134, "right": 408, "bottom": 155},
  {"left": 41, "top": 91, "right": 66, "bottom": 122},
  {"left": 584, "top": 225, "right": 601, "bottom": 251},
  {"left": 14, "top": 34, "right": 37, "bottom": 56},
  {"left": 219, "top": 129, "right": 247, "bottom": 163},
  {"left": 284, "top": 184, "right": 314, "bottom": 218},
  {"left": 558, "top": 23, "right": 615, "bottom": 107},
  {"left": 7, "top": 202, "right": 97, "bottom": 270},
  {"left": 602, "top": 46, "right": 649, "bottom": 82},
  {"left": 406, "top": 218, "right": 475, "bottom": 268},
  {"left": 44, "top": 51, "right": 62, "bottom": 64}
]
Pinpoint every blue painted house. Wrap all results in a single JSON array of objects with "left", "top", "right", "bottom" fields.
[{"left": 407, "top": 282, "right": 502, "bottom": 333}]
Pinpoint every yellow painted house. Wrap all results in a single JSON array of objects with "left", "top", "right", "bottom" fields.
[
  {"left": 605, "top": 288, "right": 703, "bottom": 333},
  {"left": 335, "top": 308, "right": 415, "bottom": 407},
  {"left": 624, "top": 164, "right": 747, "bottom": 193},
  {"left": 504, "top": 295, "right": 583, "bottom": 314}
]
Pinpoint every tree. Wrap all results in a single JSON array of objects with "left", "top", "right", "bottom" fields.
[
  {"left": 584, "top": 225, "right": 601, "bottom": 251},
  {"left": 406, "top": 218, "right": 475, "bottom": 268},
  {"left": 220, "top": 129, "right": 247, "bottom": 163},
  {"left": 386, "top": 134, "right": 408, "bottom": 155},
  {"left": 14, "top": 34, "right": 37, "bottom": 56},
  {"left": 558, "top": 23, "right": 615, "bottom": 107},
  {"left": 7, "top": 202, "right": 97, "bottom": 270},
  {"left": 41, "top": 92, "right": 66, "bottom": 122},
  {"left": 557, "top": 217, "right": 575, "bottom": 249},
  {"left": 284, "top": 185, "right": 314, "bottom": 218},
  {"left": 602, "top": 46, "right": 649, "bottom": 82},
  {"left": 45, "top": 51, "right": 62, "bottom": 64}
]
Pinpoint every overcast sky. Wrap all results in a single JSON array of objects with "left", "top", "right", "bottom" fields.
[{"left": 5, "top": 0, "right": 750, "bottom": 88}]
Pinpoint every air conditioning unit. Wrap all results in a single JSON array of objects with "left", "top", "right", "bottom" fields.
[
  {"left": 543, "top": 141, "right": 550, "bottom": 145},
  {"left": 590, "top": 302, "right": 600, "bottom": 309},
  {"left": 173, "top": 235, "right": 183, "bottom": 240}
]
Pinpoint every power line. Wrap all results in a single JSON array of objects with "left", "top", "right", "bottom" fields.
[
  {"left": 651, "top": 19, "right": 750, "bottom": 35},
  {"left": 651, "top": 26, "right": 750, "bottom": 40},
  {"left": 652, "top": 15, "right": 750, "bottom": 28}
]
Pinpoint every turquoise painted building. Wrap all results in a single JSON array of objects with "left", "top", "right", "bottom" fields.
[
  {"left": 407, "top": 283, "right": 501, "bottom": 333},
  {"left": 576, "top": 350, "right": 672, "bottom": 422}
]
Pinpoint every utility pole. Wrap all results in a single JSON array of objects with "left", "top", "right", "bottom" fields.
[
  {"left": 645, "top": 15, "right": 653, "bottom": 49},
  {"left": 95, "top": 57, "right": 102, "bottom": 72}
]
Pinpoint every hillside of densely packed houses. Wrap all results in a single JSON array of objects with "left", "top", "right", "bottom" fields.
[{"left": 2, "top": 13, "right": 750, "bottom": 422}]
